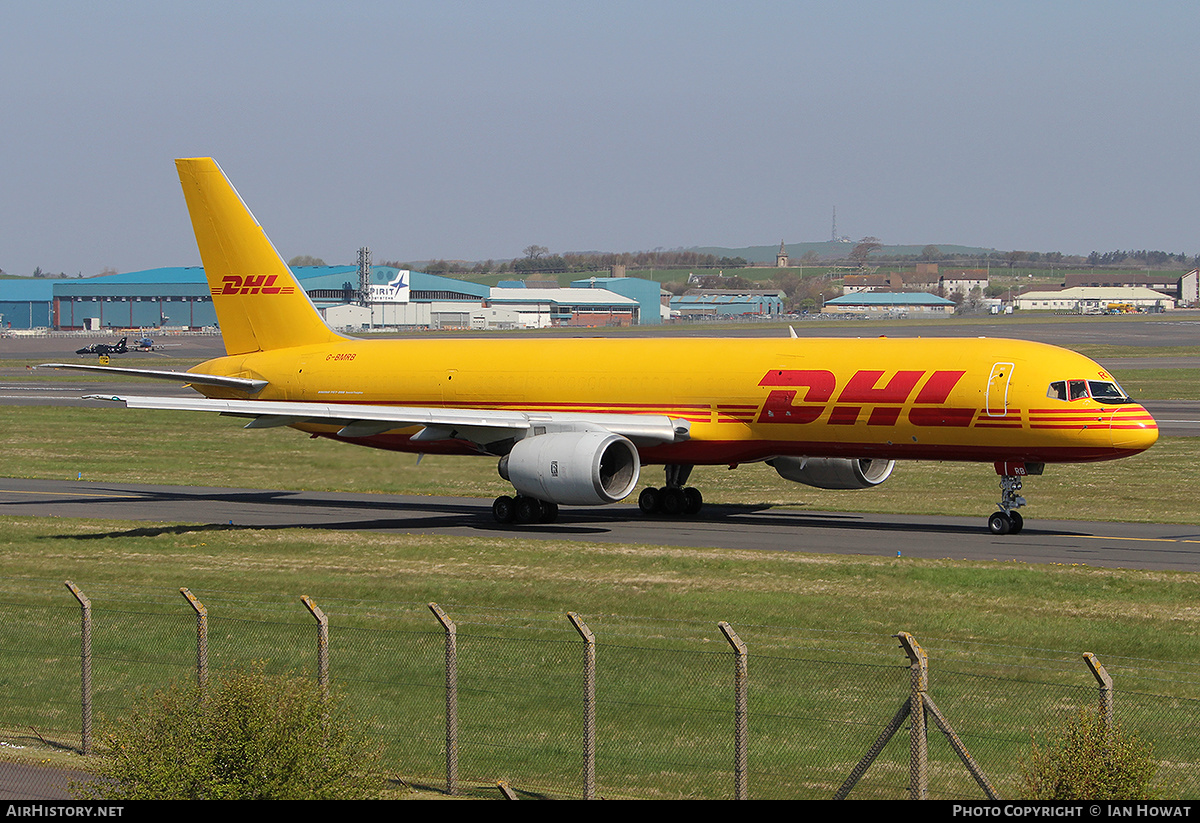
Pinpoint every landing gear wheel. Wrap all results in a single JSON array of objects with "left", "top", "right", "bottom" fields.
[
  {"left": 683, "top": 487, "right": 703, "bottom": 516},
  {"left": 638, "top": 487, "right": 660, "bottom": 515},
  {"left": 492, "top": 495, "right": 516, "bottom": 524},
  {"left": 993, "top": 473, "right": 1029, "bottom": 536},
  {"left": 539, "top": 501, "right": 559, "bottom": 524},
  {"left": 515, "top": 496, "right": 544, "bottom": 524},
  {"left": 661, "top": 487, "right": 687, "bottom": 516}
]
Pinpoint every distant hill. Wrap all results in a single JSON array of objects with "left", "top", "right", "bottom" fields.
[{"left": 691, "top": 241, "right": 999, "bottom": 263}]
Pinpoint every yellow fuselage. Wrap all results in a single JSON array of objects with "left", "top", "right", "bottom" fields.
[{"left": 193, "top": 334, "right": 1158, "bottom": 466}]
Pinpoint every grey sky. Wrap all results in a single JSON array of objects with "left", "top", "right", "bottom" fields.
[{"left": 3, "top": 1, "right": 1197, "bottom": 277}]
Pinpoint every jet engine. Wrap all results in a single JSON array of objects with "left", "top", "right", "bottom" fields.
[
  {"left": 498, "top": 431, "right": 641, "bottom": 505},
  {"left": 767, "top": 456, "right": 895, "bottom": 490}
]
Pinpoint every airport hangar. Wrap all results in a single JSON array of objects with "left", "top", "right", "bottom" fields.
[
  {"left": 13, "top": 266, "right": 665, "bottom": 332},
  {"left": 823, "top": 291, "right": 957, "bottom": 316},
  {"left": 0, "top": 278, "right": 54, "bottom": 330}
]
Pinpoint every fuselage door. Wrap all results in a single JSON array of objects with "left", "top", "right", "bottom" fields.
[{"left": 986, "top": 362, "right": 1014, "bottom": 417}]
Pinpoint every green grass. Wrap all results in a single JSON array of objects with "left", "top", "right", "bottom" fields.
[
  {"left": 1, "top": 520, "right": 1198, "bottom": 798},
  {"left": 1074, "top": 345, "right": 1200, "bottom": 360},
  {"left": 1109, "top": 369, "right": 1200, "bottom": 400}
]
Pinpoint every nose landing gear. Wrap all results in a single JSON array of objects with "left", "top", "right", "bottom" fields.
[{"left": 987, "top": 462, "right": 1041, "bottom": 535}]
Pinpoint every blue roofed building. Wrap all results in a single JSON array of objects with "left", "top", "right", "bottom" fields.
[
  {"left": 38, "top": 265, "right": 654, "bottom": 332},
  {"left": 824, "top": 291, "right": 956, "bottom": 316},
  {"left": 0, "top": 278, "right": 55, "bottom": 329},
  {"left": 570, "top": 275, "right": 665, "bottom": 325},
  {"left": 45, "top": 266, "right": 493, "bottom": 331},
  {"left": 52, "top": 267, "right": 215, "bottom": 329},
  {"left": 670, "top": 289, "right": 784, "bottom": 320}
]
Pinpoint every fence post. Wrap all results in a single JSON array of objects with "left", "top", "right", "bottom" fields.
[
  {"left": 428, "top": 603, "right": 458, "bottom": 796},
  {"left": 896, "top": 632, "right": 928, "bottom": 800},
  {"left": 567, "top": 612, "right": 596, "bottom": 800},
  {"left": 64, "top": 581, "right": 91, "bottom": 756},
  {"left": 718, "top": 621, "right": 748, "bottom": 800},
  {"left": 180, "top": 588, "right": 208, "bottom": 694},
  {"left": 1083, "top": 652, "right": 1114, "bottom": 733},
  {"left": 300, "top": 595, "right": 328, "bottom": 693}
]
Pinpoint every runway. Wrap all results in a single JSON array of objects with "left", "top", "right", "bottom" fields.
[{"left": 3, "top": 478, "right": 1199, "bottom": 572}]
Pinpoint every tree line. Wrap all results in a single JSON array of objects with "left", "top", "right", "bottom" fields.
[{"left": 10, "top": 242, "right": 1196, "bottom": 282}]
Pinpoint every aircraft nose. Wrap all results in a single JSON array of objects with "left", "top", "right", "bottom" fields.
[{"left": 1110, "top": 404, "right": 1159, "bottom": 452}]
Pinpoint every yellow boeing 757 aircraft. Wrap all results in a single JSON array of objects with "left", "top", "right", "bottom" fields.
[{"left": 51, "top": 158, "right": 1159, "bottom": 535}]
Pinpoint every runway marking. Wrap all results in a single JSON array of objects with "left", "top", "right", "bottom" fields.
[{"left": 1081, "top": 535, "right": 1196, "bottom": 544}]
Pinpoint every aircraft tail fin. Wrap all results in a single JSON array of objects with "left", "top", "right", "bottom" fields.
[{"left": 175, "top": 157, "right": 342, "bottom": 355}]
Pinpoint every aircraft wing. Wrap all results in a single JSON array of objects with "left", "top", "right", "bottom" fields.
[
  {"left": 85, "top": 394, "right": 691, "bottom": 448},
  {"left": 38, "top": 363, "right": 267, "bottom": 393}
]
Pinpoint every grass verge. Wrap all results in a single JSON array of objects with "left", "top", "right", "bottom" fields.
[{"left": 1, "top": 518, "right": 1198, "bottom": 798}]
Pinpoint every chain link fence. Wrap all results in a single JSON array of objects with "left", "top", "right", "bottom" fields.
[{"left": 2, "top": 579, "right": 1198, "bottom": 800}]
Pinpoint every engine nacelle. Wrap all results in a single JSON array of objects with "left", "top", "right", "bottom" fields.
[
  {"left": 498, "top": 431, "right": 640, "bottom": 506},
  {"left": 767, "top": 456, "right": 895, "bottom": 490}
]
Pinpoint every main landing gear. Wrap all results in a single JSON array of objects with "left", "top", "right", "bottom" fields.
[
  {"left": 987, "top": 472, "right": 1028, "bottom": 536},
  {"left": 638, "top": 464, "right": 704, "bottom": 517},
  {"left": 492, "top": 495, "right": 559, "bottom": 525}
]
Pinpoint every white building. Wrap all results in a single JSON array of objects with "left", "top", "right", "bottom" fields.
[
  {"left": 484, "top": 288, "right": 641, "bottom": 328},
  {"left": 1013, "top": 286, "right": 1175, "bottom": 313},
  {"left": 939, "top": 269, "right": 989, "bottom": 298}
]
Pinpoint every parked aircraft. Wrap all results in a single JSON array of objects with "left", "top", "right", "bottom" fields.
[
  {"left": 45, "top": 158, "right": 1159, "bottom": 534},
  {"left": 75, "top": 336, "right": 128, "bottom": 356}
]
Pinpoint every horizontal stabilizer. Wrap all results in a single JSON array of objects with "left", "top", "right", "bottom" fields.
[{"left": 39, "top": 363, "right": 267, "bottom": 393}]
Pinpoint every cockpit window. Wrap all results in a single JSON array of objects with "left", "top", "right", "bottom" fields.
[
  {"left": 1046, "top": 379, "right": 1132, "bottom": 403},
  {"left": 1088, "top": 380, "right": 1131, "bottom": 403}
]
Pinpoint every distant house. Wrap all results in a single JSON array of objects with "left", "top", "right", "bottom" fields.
[
  {"left": 938, "top": 269, "right": 989, "bottom": 298},
  {"left": 905, "top": 263, "right": 941, "bottom": 292},
  {"left": 842, "top": 272, "right": 903, "bottom": 294},
  {"left": 843, "top": 263, "right": 990, "bottom": 300}
]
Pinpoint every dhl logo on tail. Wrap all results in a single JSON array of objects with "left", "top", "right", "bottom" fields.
[{"left": 219, "top": 274, "right": 295, "bottom": 296}]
